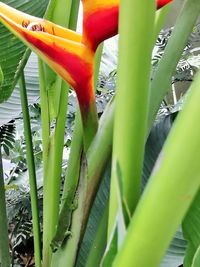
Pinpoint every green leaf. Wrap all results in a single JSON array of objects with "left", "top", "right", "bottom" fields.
[
  {"left": 0, "top": 121, "right": 15, "bottom": 154},
  {"left": 183, "top": 190, "right": 200, "bottom": 267},
  {"left": 0, "top": 0, "right": 49, "bottom": 103}
]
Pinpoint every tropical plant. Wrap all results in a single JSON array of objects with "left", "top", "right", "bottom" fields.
[{"left": 0, "top": 0, "right": 200, "bottom": 267}]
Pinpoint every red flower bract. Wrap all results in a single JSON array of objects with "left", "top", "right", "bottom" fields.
[{"left": 82, "top": 0, "right": 173, "bottom": 51}]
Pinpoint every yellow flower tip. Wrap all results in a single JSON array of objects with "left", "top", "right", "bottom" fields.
[{"left": 0, "top": 2, "right": 81, "bottom": 42}]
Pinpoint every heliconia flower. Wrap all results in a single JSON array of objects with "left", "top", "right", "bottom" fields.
[
  {"left": 0, "top": 2, "right": 96, "bottom": 115},
  {"left": 82, "top": 0, "right": 173, "bottom": 51}
]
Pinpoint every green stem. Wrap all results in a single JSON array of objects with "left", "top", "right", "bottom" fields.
[
  {"left": 69, "top": 0, "right": 80, "bottom": 30},
  {"left": 94, "top": 43, "right": 104, "bottom": 86},
  {"left": 81, "top": 100, "right": 98, "bottom": 152},
  {"left": 81, "top": 42, "right": 103, "bottom": 151},
  {"left": 18, "top": 72, "right": 41, "bottom": 267},
  {"left": 45, "top": 0, "right": 72, "bottom": 25},
  {"left": 38, "top": 60, "right": 50, "bottom": 177},
  {"left": 108, "top": 0, "right": 155, "bottom": 235},
  {"left": 113, "top": 71, "right": 200, "bottom": 267},
  {"left": 153, "top": 4, "right": 171, "bottom": 42},
  {"left": 51, "top": 153, "right": 88, "bottom": 267},
  {"left": 43, "top": 84, "right": 68, "bottom": 266},
  {"left": 51, "top": 109, "right": 82, "bottom": 252},
  {"left": 84, "top": 98, "right": 115, "bottom": 227},
  {"left": 61, "top": 110, "right": 82, "bottom": 208},
  {"left": 0, "top": 147, "right": 10, "bottom": 267}
]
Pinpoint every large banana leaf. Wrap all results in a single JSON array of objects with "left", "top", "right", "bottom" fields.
[
  {"left": 76, "top": 112, "right": 187, "bottom": 267},
  {"left": 0, "top": 53, "right": 40, "bottom": 126},
  {"left": 0, "top": 0, "right": 49, "bottom": 103}
]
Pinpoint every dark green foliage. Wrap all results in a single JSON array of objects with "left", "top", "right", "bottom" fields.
[{"left": 0, "top": 120, "right": 15, "bottom": 155}]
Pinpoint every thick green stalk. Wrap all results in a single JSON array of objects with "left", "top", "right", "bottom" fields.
[
  {"left": 84, "top": 98, "right": 115, "bottom": 226},
  {"left": 0, "top": 147, "right": 10, "bottom": 267},
  {"left": 61, "top": 110, "right": 82, "bottom": 208},
  {"left": 43, "top": 83, "right": 68, "bottom": 266},
  {"left": 79, "top": 43, "right": 103, "bottom": 152},
  {"left": 18, "top": 73, "right": 41, "bottom": 267},
  {"left": 50, "top": 109, "right": 82, "bottom": 252},
  {"left": 113, "top": 71, "right": 200, "bottom": 267},
  {"left": 81, "top": 43, "right": 103, "bottom": 151},
  {"left": 109, "top": 0, "right": 155, "bottom": 234},
  {"left": 39, "top": 59, "right": 51, "bottom": 266}
]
